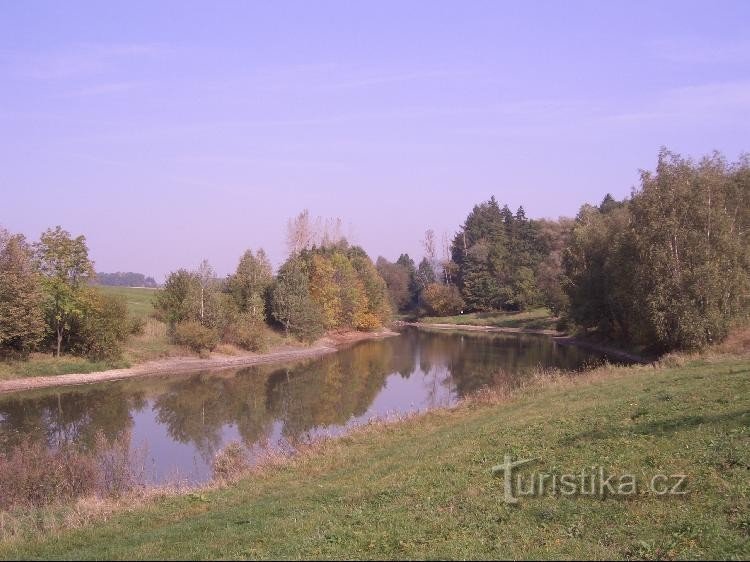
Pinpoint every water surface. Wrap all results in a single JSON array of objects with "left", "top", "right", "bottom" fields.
[{"left": 0, "top": 328, "right": 610, "bottom": 483}]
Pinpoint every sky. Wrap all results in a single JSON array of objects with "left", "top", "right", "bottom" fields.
[{"left": 1, "top": 0, "right": 749, "bottom": 281}]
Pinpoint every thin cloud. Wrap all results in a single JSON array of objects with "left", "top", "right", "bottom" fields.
[
  {"left": 197, "top": 64, "right": 480, "bottom": 95},
  {"left": 53, "top": 97, "right": 594, "bottom": 146},
  {"left": 651, "top": 38, "right": 750, "bottom": 64},
  {"left": 603, "top": 81, "right": 750, "bottom": 124},
  {"left": 316, "top": 68, "right": 477, "bottom": 90},
  {"left": 666, "top": 80, "right": 750, "bottom": 109},
  {"left": 60, "top": 81, "right": 140, "bottom": 98},
  {"left": 3, "top": 42, "right": 170, "bottom": 80}
]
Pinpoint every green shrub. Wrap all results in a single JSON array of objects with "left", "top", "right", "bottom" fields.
[
  {"left": 230, "top": 315, "right": 268, "bottom": 352},
  {"left": 128, "top": 315, "right": 146, "bottom": 336},
  {"left": 271, "top": 257, "right": 325, "bottom": 343},
  {"left": 290, "top": 299, "right": 325, "bottom": 342},
  {"left": 68, "top": 291, "right": 130, "bottom": 360},
  {"left": 173, "top": 321, "right": 219, "bottom": 354}
]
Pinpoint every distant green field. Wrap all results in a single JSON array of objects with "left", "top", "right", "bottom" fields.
[
  {"left": 420, "top": 307, "right": 558, "bottom": 331},
  {"left": 95, "top": 285, "right": 157, "bottom": 319}
]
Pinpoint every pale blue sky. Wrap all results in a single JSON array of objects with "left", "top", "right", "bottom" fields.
[{"left": 2, "top": 1, "right": 749, "bottom": 280}]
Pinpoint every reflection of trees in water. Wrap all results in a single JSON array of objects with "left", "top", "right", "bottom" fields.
[
  {"left": 154, "top": 376, "right": 229, "bottom": 462},
  {"left": 231, "top": 368, "right": 276, "bottom": 445},
  {"left": 152, "top": 370, "right": 275, "bottom": 462},
  {"left": 266, "top": 340, "right": 394, "bottom": 439},
  {"left": 420, "top": 362, "right": 454, "bottom": 409},
  {"left": 0, "top": 387, "right": 145, "bottom": 452},
  {"left": 0, "top": 331, "right": 603, "bottom": 468},
  {"left": 388, "top": 330, "right": 418, "bottom": 378},
  {"left": 412, "top": 328, "right": 600, "bottom": 397},
  {"left": 152, "top": 341, "right": 396, "bottom": 455}
]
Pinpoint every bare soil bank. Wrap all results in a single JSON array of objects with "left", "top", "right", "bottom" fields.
[{"left": 0, "top": 329, "right": 398, "bottom": 395}]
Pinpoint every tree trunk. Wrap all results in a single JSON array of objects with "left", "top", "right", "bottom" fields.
[
  {"left": 56, "top": 325, "right": 62, "bottom": 357},
  {"left": 707, "top": 184, "right": 711, "bottom": 244}
]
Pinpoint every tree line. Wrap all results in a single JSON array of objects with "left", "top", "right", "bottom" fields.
[
  {"left": 377, "top": 202, "right": 563, "bottom": 317},
  {"left": 153, "top": 211, "right": 392, "bottom": 354},
  {"left": 379, "top": 149, "right": 749, "bottom": 352},
  {"left": 563, "top": 150, "right": 749, "bottom": 351},
  {"left": 0, "top": 226, "right": 138, "bottom": 359},
  {"left": 0, "top": 211, "right": 394, "bottom": 361},
  {"left": 2, "top": 148, "right": 747, "bottom": 360},
  {"left": 95, "top": 272, "right": 158, "bottom": 288}
]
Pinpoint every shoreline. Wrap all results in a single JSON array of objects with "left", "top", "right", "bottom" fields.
[
  {"left": 401, "top": 320, "right": 563, "bottom": 337},
  {"left": 0, "top": 321, "right": 648, "bottom": 395},
  {"left": 404, "top": 321, "right": 649, "bottom": 364},
  {"left": 0, "top": 329, "right": 399, "bottom": 395}
]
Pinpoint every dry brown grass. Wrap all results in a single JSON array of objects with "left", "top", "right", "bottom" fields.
[
  {"left": 0, "top": 432, "right": 146, "bottom": 512},
  {"left": 213, "top": 343, "right": 250, "bottom": 357},
  {"left": 123, "top": 318, "right": 186, "bottom": 363},
  {"left": 0, "top": 484, "right": 192, "bottom": 544},
  {"left": 0, "top": 442, "right": 100, "bottom": 510},
  {"left": 211, "top": 441, "right": 250, "bottom": 482},
  {"left": 0, "top": 430, "right": 159, "bottom": 543},
  {"left": 718, "top": 324, "right": 750, "bottom": 355},
  {"left": 460, "top": 360, "right": 649, "bottom": 407}
]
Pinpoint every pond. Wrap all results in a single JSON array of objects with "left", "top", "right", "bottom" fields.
[{"left": 0, "top": 327, "right": 613, "bottom": 484}]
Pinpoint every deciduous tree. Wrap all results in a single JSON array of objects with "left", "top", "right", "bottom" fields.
[
  {"left": 0, "top": 228, "right": 45, "bottom": 356},
  {"left": 271, "top": 257, "right": 324, "bottom": 341},
  {"left": 228, "top": 249, "right": 272, "bottom": 322},
  {"left": 34, "top": 226, "right": 95, "bottom": 356}
]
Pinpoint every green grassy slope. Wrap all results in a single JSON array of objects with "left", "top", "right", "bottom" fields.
[
  {"left": 420, "top": 307, "right": 559, "bottom": 331},
  {"left": 2, "top": 357, "right": 748, "bottom": 559},
  {"left": 95, "top": 285, "right": 157, "bottom": 319}
]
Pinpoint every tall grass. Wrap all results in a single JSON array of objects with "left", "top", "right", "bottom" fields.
[{"left": 0, "top": 432, "right": 144, "bottom": 512}]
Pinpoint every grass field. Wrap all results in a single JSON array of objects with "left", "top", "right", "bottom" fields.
[
  {"left": 2, "top": 354, "right": 748, "bottom": 559},
  {"left": 420, "top": 306, "right": 559, "bottom": 332},
  {"left": 96, "top": 285, "right": 158, "bottom": 319}
]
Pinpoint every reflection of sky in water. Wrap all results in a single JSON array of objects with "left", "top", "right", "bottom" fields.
[
  {"left": 0, "top": 329, "right": 612, "bottom": 484},
  {"left": 356, "top": 362, "right": 456, "bottom": 417},
  {"left": 293, "top": 363, "right": 456, "bottom": 447},
  {"left": 131, "top": 402, "right": 243, "bottom": 484}
]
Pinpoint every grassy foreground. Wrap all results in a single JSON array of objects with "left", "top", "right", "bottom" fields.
[
  {"left": 1, "top": 355, "right": 748, "bottom": 559},
  {"left": 420, "top": 306, "right": 559, "bottom": 332}
]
